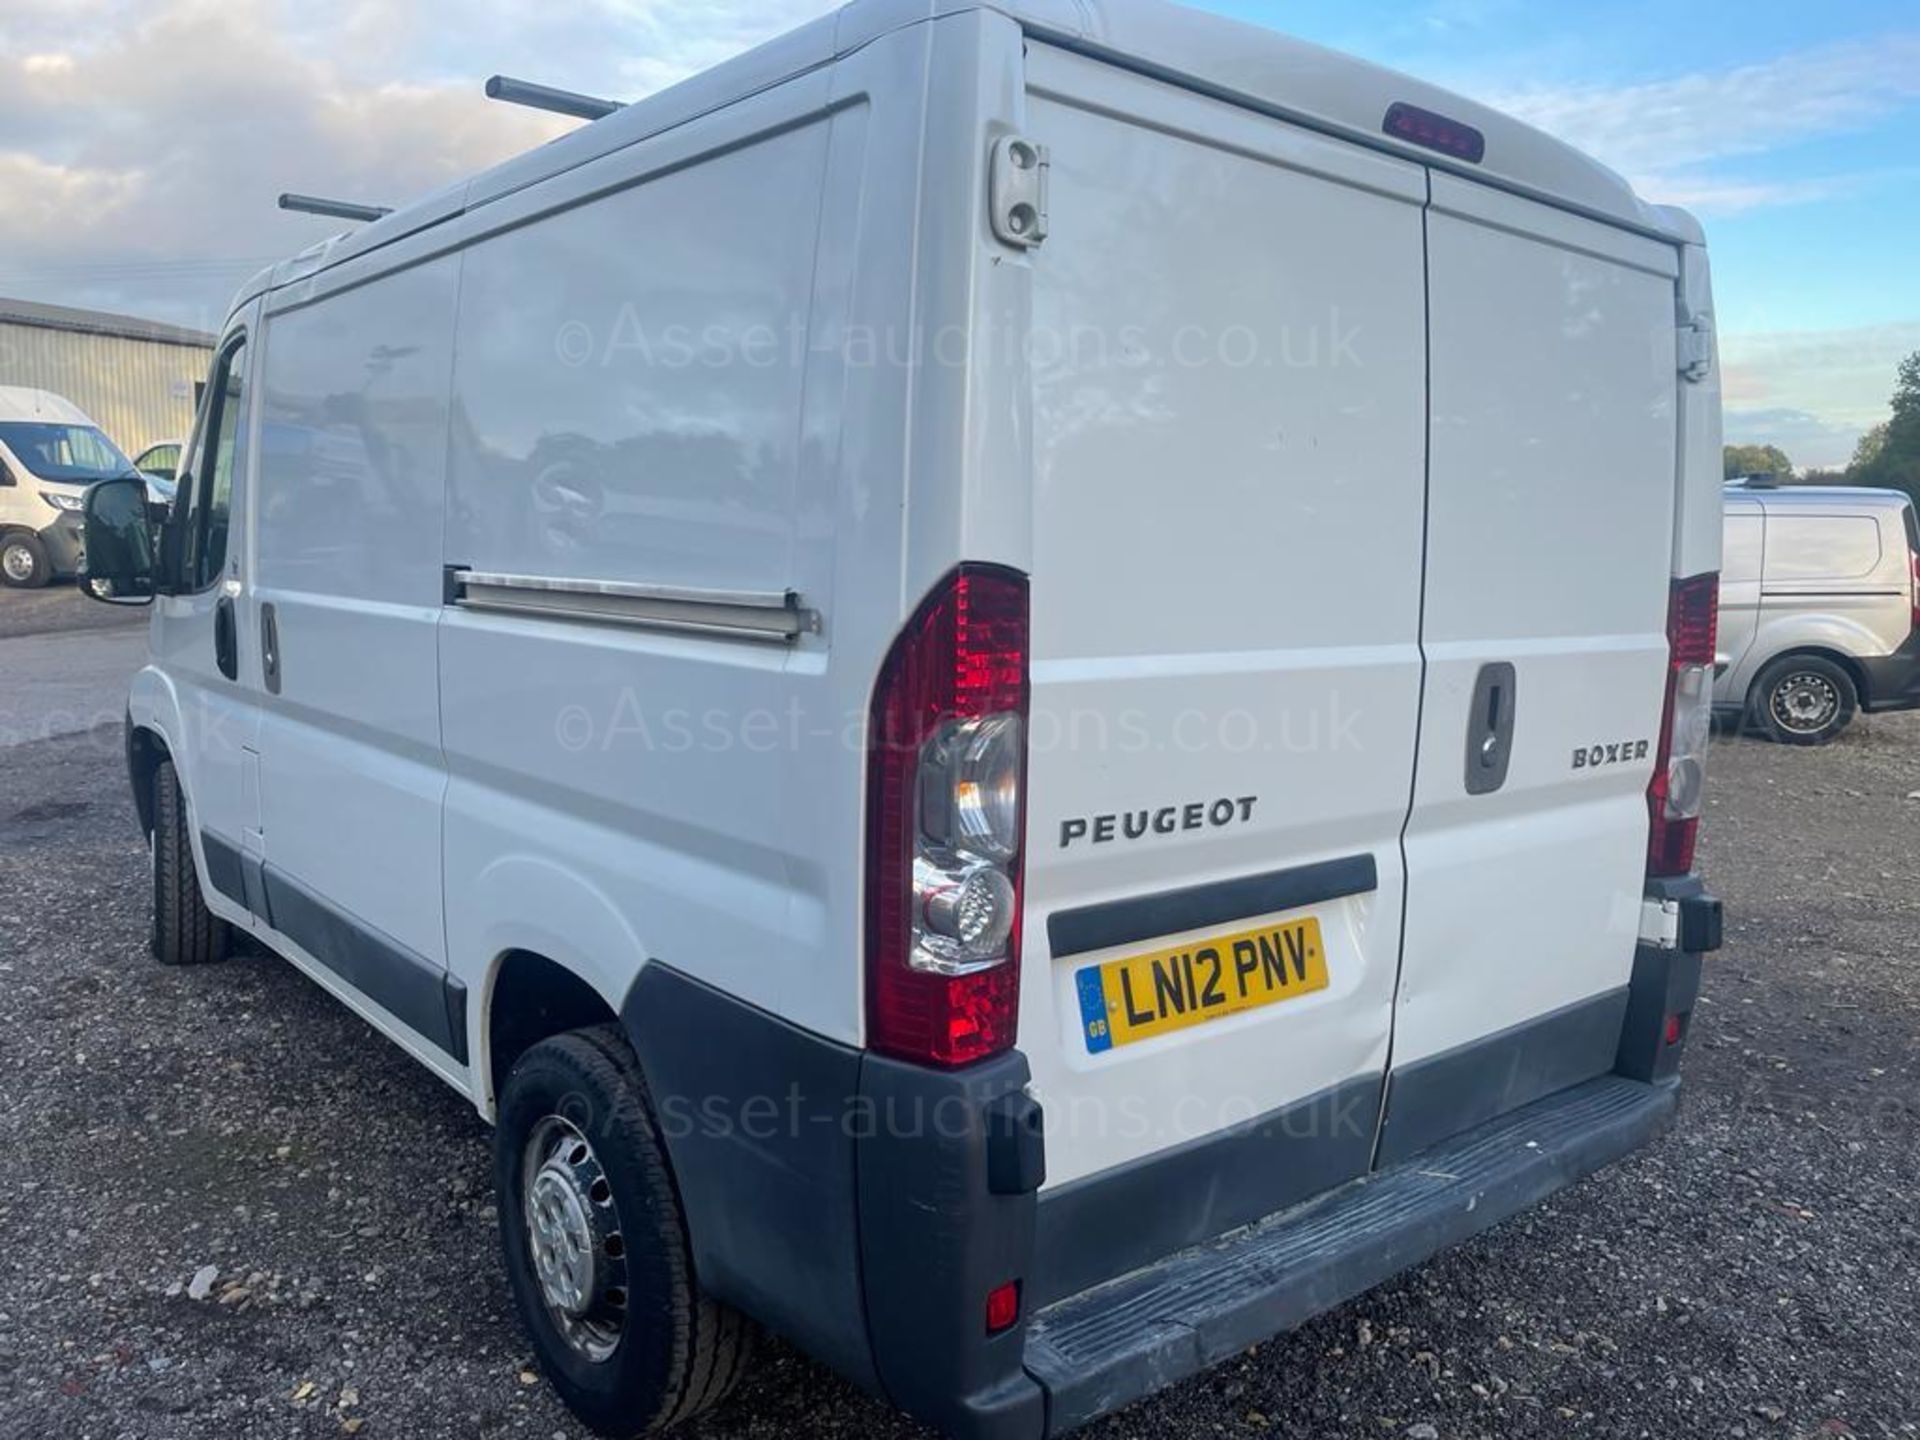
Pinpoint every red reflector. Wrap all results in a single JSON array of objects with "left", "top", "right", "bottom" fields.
[
  {"left": 867, "top": 566, "right": 1029, "bottom": 1067},
  {"left": 986, "top": 1281, "right": 1021, "bottom": 1335},
  {"left": 1383, "top": 102, "right": 1487, "bottom": 163},
  {"left": 1664, "top": 1014, "right": 1685, "bottom": 1046}
]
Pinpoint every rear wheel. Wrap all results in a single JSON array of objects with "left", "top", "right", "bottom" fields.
[
  {"left": 495, "top": 1025, "right": 750, "bottom": 1436},
  {"left": 1750, "top": 655, "right": 1858, "bottom": 745},
  {"left": 1, "top": 532, "right": 51, "bottom": 588},
  {"left": 151, "top": 760, "right": 231, "bottom": 965}
]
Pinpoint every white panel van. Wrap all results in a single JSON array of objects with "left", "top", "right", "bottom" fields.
[
  {"left": 80, "top": 1, "right": 1726, "bottom": 1435},
  {"left": 0, "top": 386, "right": 144, "bottom": 587}
]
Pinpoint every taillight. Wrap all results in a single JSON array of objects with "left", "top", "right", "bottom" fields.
[
  {"left": 1909, "top": 548, "right": 1919, "bottom": 633},
  {"left": 866, "top": 565, "right": 1029, "bottom": 1066},
  {"left": 1647, "top": 573, "right": 1718, "bottom": 877}
]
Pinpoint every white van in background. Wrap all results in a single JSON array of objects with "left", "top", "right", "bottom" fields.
[
  {"left": 0, "top": 386, "right": 144, "bottom": 587},
  {"left": 80, "top": 1, "right": 1726, "bottom": 1434},
  {"left": 1719, "top": 480, "right": 1920, "bottom": 743}
]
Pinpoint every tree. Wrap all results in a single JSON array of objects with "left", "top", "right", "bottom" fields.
[
  {"left": 1851, "top": 422, "right": 1888, "bottom": 472},
  {"left": 1848, "top": 352, "right": 1920, "bottom": 507},
  {"left": 1723, "top": 443, "right": 1792, "bottom": 480}
]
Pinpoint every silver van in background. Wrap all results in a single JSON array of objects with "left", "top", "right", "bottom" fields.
[{"left": 1718, "top": 480, "right": 1920, "bottom": 743}]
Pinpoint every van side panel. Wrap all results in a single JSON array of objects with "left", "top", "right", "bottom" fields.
[
  {"left": 1387, "top": 178, "right": 1678, "bottom": 1140},
  {"left": 253, "top": 259, "right": 459, "bottom": 988},
  {"left": 438, "top": 116, "right": 846, "bottom": 1039}
]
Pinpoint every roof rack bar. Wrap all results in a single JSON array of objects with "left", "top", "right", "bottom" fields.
[
  {"left": 278, "top": 193, "right": 393, "bottom": 223},
  {"left": 484, "top": 74, "right": 624, "bottom": 121}
]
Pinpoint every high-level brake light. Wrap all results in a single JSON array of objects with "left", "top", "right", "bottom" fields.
[
  {"left": 1382, "top": 102, "right": 1487, "bottom": 163},
  {"left": 866, "top": 566, "right": 1030, "bottom": 1066}
]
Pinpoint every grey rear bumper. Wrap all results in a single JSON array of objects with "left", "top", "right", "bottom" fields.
[{"left": 1025, "top": 1073, "right": 1678, "bottom": 1434}]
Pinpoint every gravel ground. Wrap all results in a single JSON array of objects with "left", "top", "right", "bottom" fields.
[{"left": 2, "top": 697, "right": 1918, "bottom": 1439}]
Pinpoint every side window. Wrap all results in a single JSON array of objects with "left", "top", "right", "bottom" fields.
[
  {"left": 180, "top": 338, "right": 249, "bottom": 591},
  {"left": 1764, "top": 514, "right": 1881, "bottom": 583}
]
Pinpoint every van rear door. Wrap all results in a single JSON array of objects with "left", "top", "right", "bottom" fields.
[
  {"left": 1017, "top": 47, "right": 1427, "bottom": 1298},
  {"left": 1379, "top": 177, "right": 1681, "bottom": 1162}
]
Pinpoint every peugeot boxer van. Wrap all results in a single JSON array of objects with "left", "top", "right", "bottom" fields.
[
  {"left": 0, "top": 386, "right": 143, "bottom": 587},
  {"left": 1718, "top": 480, "right": 1920, "bottom": 743},
  {"left": 79, "top": 1, "right": 1726, "bottom": 1434}
]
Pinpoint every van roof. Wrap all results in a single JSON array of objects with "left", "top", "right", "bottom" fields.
[
  {"left": 0, "top": 386, "right": 94, "bottom": 426},
  {"left": 233, "top": 0, "right": 1696, "bottom": 316},
  {"left": 1724, "top": 483, "right": 1915, "bottom": 513}
]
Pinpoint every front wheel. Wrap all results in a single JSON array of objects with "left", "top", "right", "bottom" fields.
[
  {"left": 495, "top": 1026, "right": 751, "bottom": 1436},
  {"left": 152, "top": 760, "right": 231, "bottom": 965},
  {"left": 1, "top": 532, "right": 51, "bottom": 588},
  {"left": 1749, "top": 655, "right": 1858, "bottom": 745}
]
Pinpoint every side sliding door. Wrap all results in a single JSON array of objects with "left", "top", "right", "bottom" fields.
[{"left": 249, "top": 255, "right": 464, "bottom": 1083}]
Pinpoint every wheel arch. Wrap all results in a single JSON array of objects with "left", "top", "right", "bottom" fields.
[
  {"left": 1736, "top": 611, "right": 1885, "bottom": 705},
  {"left": 1749, "top": 645, "right": 1869, "bottom": 711},
  {"left": 481, "top": 948, "right": 626, "bottom": 1118},
  {"left": 126, "top": 718, "right": 172, "bottom": 838}
]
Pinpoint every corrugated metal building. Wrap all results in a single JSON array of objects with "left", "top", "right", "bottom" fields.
[{"left": 0, "top": 298, "right": 215, "bottom": 459}]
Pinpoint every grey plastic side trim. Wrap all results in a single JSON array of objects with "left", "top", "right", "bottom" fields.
[
  {"left": 201, "top": 827, "right": 468, "bottom": 1066},
  {"left": 261, "top": 864, "right": 470, "bottom": 1065},
  {"left": 199, "top": 830, "right": 247, "bottom": 909}
]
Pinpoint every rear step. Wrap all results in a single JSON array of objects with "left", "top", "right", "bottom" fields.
[{"left": 1024, "top": 1075, "right": 1678, "bottom": 1434}]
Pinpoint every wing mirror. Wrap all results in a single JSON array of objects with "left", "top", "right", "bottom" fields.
[{"left": 79, "top": 475, "right": 156, "bottom": 606}]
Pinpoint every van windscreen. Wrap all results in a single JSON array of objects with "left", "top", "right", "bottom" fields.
[{"left": 0, "top": 422, "right": 135, "bottom": 484}]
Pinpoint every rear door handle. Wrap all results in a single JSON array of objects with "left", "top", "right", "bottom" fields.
[
  {"left": 260, "top": 601, "right": 282, "bottom": 695},
  {"left": 214, "top": 596, "right": 238, "bottom": 681},
  {"left": 1464, "top": 661, "right": 1516, "bottom": 795}
]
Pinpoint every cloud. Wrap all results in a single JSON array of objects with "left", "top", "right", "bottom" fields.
[
  {"left": 593, "top": 0, "right": 839, "bottom": 95},
  {"left": 1481, "top": 35, "right": 1920, "bottom": 213},
  {"left": 1721, "top": 409, "right": 1864, "bottom": 471},
  {"left": 0, "top": 0, "right": 834, "bottom": 328},
  {"left": 1721, "top": 321, "right": 1920, "bottom": 469}
]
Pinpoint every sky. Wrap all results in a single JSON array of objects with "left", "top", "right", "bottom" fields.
[{"left": 2, "top": 0, "right": 1915, "bottom": 470}]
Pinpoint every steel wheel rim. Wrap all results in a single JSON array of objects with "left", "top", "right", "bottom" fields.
[
  {"left": 1770, "top": 671, "right": 1840, "bottom": 734},
  {"left": 521, "top": 1115, "right": 629, "bottom": 1363},
  {"left": 2, "top": 543, "right": 34, "bottom": 582}
]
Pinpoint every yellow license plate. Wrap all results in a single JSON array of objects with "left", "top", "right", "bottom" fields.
[{"left": 1075, "top": 916, "right": 1329, "bottom": 1053}]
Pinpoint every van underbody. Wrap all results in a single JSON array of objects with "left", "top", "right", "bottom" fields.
[{"left": 111, "top": 0, "right": 1724, "bottom": 1434}]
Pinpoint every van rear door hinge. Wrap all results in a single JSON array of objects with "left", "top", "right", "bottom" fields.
[
  {"left": 989, "top": 135, "right": 1049, "bottom": 249},
  {"left": 1677, "top": 312, "right": 1713, "bottom": 383}
]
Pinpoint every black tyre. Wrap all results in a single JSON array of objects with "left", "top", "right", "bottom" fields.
[
  {"left": 1, "top": 532, "right": 51, "bottom": 588},
  {"left": 496, "top": 1025, "right": 750, "bottom": 1436},
  {"left": 151, "top": 760, "right": 231, "bottom": 965},
  {"left": 1749, "top": 654, "right": 1858, "bottom": 745}
]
